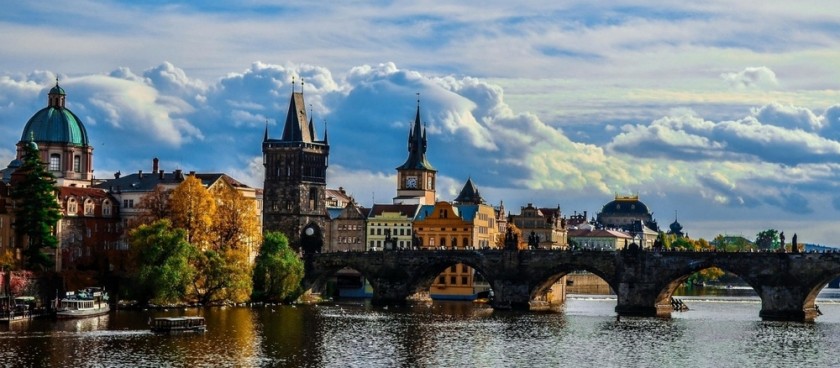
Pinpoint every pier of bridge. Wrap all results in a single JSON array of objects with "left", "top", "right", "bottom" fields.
[{"left": 304, "top": 249, "right": 840, "bottom": 322}]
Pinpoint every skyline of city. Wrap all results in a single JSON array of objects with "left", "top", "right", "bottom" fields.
[{"left": 2, "top": 2, "right": 840, "bottom": 244}]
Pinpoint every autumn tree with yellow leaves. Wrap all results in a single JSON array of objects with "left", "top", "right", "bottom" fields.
[{"left": 169, "top": 175, "right": 216, "bottom": 247}]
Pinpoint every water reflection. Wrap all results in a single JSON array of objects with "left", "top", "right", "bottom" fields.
[{"left": 1, "top": 298, "right": 840, "bottom": 367}]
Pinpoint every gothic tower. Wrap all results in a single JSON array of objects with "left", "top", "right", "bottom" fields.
[
  {"left": 262, "top": 86, "right": 329, "bottom": 254},
  {"left": 393, "top": 101, "right": 436, "bottom": 205}
]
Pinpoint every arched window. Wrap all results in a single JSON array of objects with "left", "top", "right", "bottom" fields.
[
  {"left": 463, "top": 237, "right": 469, "bottom": 247},
  {"left": 73, "top": 155, "right": 81, "bottom": 173},
  {"left": 440, "top": 237, "right": 446, "bottom": 247},
  {"left": 49, "top": 154, "right": 61, "bottom": 171},
  {"left": 102, "top": 200, "right": 112, "bottom": 216},
  {"left": 67, "top": 198, "right": 78, "bottom": 215},
  {"left": 84, "top": 199, "right": 95, "bottom": 216}
]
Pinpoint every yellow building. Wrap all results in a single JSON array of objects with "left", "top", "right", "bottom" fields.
[
  {"left": 413, "top": 179, "right": 499, "bottom": 300},
  {"left": 366, "top": 204, "right": 420, "bottom": 251}
]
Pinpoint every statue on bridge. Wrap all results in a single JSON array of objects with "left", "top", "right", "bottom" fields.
[
  {"left": 792, "top": 233, "right": 799, "bottom": 253},
  {"left": 780, "top": 231, "right": 785, "bottom": 251},
  {"left": 504, "top": 226, "right": 519, "bottom": 251},
  {"left": 527, "top": 231, "right": 540, "bottom": 249}
]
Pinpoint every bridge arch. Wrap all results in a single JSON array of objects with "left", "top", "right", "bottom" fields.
[
  {"left": 653, "top": 260, "right": 761, "bottom": 311},
  {"left": 403, "top": 254, "right": 496, "bottom": 300},
  {"left": 303, "top": 260, "right": 379, "bottom": 297},
  {"left": 529, "top": 263, "right": 618, "bottom": 301}
]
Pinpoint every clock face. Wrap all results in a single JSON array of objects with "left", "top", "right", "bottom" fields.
[
  {"left": 305, "top": 227, "right": 315, "bottom": 236},
  {"left": 406, "top": 176, "right": 418, "bottom": 189}
]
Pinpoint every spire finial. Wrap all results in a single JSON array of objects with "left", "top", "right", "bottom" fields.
[
  {"left": 416, "top": 92, "right": 420, "bottom": 108},
  {"left": 291, "top": 76, "right": 295, "bottom": 93},
  {"left": 55, "top": 77, "right": 60, "bottom": 87},
  {"left": 301, "top": 77, "right": 305, "bottom": 94}
]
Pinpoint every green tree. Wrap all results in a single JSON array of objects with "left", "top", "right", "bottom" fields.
[
  {"left": 11, "top": 140, "right": 61, "bottom": 271},
  {"left": 189, "top": 248, "right": 253, "bottom": 305},
  {"left": 252, "top": 232, "right": 304, "bottom": 302},
  {"left": 756, "top": 229, "right": 780, "bottom": 250},
  {"left": 129, "top": 219, "right": 196, "bottom": 305}
]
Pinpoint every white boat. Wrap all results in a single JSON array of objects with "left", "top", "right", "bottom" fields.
[
  {"left": 56, "top": 287, "right": 110, "bottom": 319},
  {"left": 150, "top": 316, "right": 206, "bottom": 333}
]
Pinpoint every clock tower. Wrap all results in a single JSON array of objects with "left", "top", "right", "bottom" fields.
[{"left": 394, "top": 101, "right": 436, "bottom": 205}]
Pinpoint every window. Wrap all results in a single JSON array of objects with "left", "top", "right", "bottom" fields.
[
  {"left": 84, "top": 199, "right": 95, "bottom": 216},
  {"left": 73, "top": 156, "right": 81, "bottom": 173},
  {"left": 49, "top": 154, "right": 60, "bottom": 171},
  {"left": 67, "top": 198, "right": 78, "bottom": 215},
  {"left": 103, "top": 200, "right": 111, "bottom": 216},
  {"left": 438, "top": 276, "right": 445, "bottom": 284},
  {"left": 308, "top": 188, "right": 318, "bottom": 210},
  {"left": 449, "top": 276, "right": 456, "bottom": 284},
  {"left": 461, "top": 276, "right": 468, "bottom": 285},
  {"left": 462, "top": 264, "right": 469, "bottom": 272},
  {"left": 450, "top": 265, "right": 456, "bottom": 272},
  {"left": 123, "top": 199, "right": 134, "bottom": 208}
]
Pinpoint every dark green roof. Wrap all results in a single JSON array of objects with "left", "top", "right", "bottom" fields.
[
  {"left": 49, "top": 85, "right": 66, "bottom": 95},
  {"left": 20, "top": 107, "right": 89, "bottom": 146}
]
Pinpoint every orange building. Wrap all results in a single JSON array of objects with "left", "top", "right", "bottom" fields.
[{"left": 413, "top": 179, "right": 499, "bottom": 300}]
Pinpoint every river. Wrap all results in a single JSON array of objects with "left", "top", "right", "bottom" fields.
[{"left": 3, "top": 288, "right": 840, "bottom": 367}]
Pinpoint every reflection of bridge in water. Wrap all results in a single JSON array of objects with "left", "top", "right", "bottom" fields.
[{"left": 305, "top": 249, "right": 840, "bottom": 322}]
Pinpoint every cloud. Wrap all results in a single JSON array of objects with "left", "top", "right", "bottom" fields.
[
  {"left": 608, "top": 107, "right": 840, "bottom": 166},
  {"left": 722, "top": 66, "right": 779, "bottom": 89},
  {"left": 3, "top": 60, "right": 840, "bottom": 245}
]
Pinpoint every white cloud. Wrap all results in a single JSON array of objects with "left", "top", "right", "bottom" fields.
[{"left": 722, "top": 66, "right": 779, "bottom": 89}]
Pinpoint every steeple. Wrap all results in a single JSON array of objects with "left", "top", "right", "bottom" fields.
[
  {"left": 454, "top": 177, "right": 484, "bottom": 205},
  {"left": 280, "top": 91, "right": 313, "bottom": 142},
  {"left": 308, "top": 104, "right": 317, "bottom": 142},
  {"left": 396, "top": 98, "right": 435, "bottom": 171},
  {"left": 263, "top": 120, "right": 269, "bottom": 142}
]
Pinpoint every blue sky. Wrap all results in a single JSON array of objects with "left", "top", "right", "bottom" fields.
[{"left": 2, "top": 1, "right": 840, "bottom": 244}]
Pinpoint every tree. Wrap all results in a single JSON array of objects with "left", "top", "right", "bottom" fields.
[
  {"left": 129, "top": 219, "right": 196, "bottom": 305},
  {"left": 209, "top": 182, "right": 261, "bottom": 253},
  {"left": 169, "top": 175, "right": 216, "bottom": 248},
  {"left": 756, "top": 229, "right": 780, "bottom": 250},
  {"left": 133, "top": 184, "right": 172, "bottom": 228},
  {"left": 10, "top": 140, "right": 61, "bottom": 271},
  {"left": 189, "top": 248, "right": 253, "bottom": 305},
  {"left": 252, "top": 232, "right": 304, "bottom": 302}
]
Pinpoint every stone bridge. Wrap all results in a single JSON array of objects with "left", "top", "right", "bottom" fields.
[{"left": 304, "top": 249, "right": 840, "bottom": 322}]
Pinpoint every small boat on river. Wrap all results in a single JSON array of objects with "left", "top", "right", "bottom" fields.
[
  {"left": 56, "top": 287, "right": 110, "bottom": 319},
  {"left": 150, "top": 316, "right": 207, "bottom": 334}
]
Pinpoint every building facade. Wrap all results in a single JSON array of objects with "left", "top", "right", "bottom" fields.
[
  {"left": 262, "top": 88, "right": 329, "bottom": 254},
  {"left": 510, "top": 203, "right": 568, "bottom": 250},
  {"left": 366, "top": 204, "right": 420, "bottom": 251}
]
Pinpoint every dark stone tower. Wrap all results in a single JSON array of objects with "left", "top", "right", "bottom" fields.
[
  {"left": 263, "top": 88, "right": 329, "bottom": 254},
  {"left": 394, "top": 101, "right": 436, "bottom": 205}
]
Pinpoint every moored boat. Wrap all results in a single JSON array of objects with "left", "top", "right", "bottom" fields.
[
  {"left": 56, "top": 287, "right": 110, "bottom": 319},
  {"left": 150, "top": 316, "right": 207, "bottom": 334}
]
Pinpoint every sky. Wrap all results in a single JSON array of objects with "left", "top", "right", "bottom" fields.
[{"left": 2, "top": 1, "right": 840, "bottom": 245}]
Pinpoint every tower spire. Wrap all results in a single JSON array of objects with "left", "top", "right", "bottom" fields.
[{"left": 263, "top": 119, "right": 269, "bottom": 141}]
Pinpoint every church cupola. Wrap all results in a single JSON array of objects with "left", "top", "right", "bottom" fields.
[{"left": 48, "top": 80, "right": 66, "bottom": 108}]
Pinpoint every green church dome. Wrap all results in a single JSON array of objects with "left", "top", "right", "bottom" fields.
[{"left": 20, "top": 83, "right": 89, "bottom": 147}]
